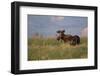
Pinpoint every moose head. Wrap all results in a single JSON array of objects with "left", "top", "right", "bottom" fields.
[{"left": 56, "top": 30, "right": 65, "bottom": 41}]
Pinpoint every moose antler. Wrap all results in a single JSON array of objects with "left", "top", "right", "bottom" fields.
[{"left": 56, "top": 30, "right": 61, "bottom": 33}]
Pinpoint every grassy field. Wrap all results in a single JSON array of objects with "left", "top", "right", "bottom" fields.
[{"left": 28, "top": 37, "right": 88, "bottom": 61}]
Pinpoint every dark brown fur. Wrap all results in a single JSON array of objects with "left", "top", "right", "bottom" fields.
[{"left": 56, "top": 30, "right": 80, "bottom": 45}]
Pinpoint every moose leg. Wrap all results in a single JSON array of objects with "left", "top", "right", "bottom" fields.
[
  {"left": 77, "top": 37, "right": 80, "bottom": 44},
  {"left": 70, "top": 37, "right": 77, "bottom": 45},
  {"left": 74, "top": 35, "right": 80, "bottom": 44}
]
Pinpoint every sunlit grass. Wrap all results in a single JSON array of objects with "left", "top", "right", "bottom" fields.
[{"left": 28, "top": 37, "right": 88, "bottom": 61}]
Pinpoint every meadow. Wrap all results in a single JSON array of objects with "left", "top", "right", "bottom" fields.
[{"left": 28, "top": 37, "right": 88, "bottom": 61}]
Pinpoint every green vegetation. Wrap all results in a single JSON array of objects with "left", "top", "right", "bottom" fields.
[{"left": 28, "top": 37, "right": 88, "bottom": 61}]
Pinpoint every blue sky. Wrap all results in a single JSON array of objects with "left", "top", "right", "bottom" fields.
[{"left": 28, "top": 15, "right": 88, "bottom": 38}]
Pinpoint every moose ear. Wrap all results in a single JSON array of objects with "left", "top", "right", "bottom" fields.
[
  {"left": 62, "top": 30, "right": 65, "bottom": 33},
  {"left": 57, "top": 30, "right": 61, "bottom": 33}
]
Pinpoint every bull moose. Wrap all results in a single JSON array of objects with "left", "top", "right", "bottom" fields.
[{"left": 56, "top": 30, "right": 80, "bottom": 45}]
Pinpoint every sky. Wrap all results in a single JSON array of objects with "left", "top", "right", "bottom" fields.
[{"left": 28, "top": 15, "right": 88, "bottom": 38}]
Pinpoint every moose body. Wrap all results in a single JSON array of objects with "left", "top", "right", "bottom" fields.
[{"left": 56, "top": 30, "right": 80, "bottom": 45}]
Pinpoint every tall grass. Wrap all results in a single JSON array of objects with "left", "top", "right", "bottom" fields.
[{"left": 28, "top": 37, "right": 87, "bottom": 61}]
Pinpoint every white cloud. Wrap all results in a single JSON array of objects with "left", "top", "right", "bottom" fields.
[
  {"left": 81, "top": 27, "right": 88, "bottom": 37},
  {"left": 51, "top": 16, "right": 64, "bottom": 22}
]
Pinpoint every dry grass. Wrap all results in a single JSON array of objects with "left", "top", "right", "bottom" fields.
[{"left": 28, "top": 37, "right": 88, "bottom": 61}]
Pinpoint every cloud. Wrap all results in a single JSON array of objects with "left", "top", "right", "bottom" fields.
[
  {"left": 81, "top": 27, "right": 88, "bottom": 37},
  {"left": 51, "top": 16, "right": 64, "bottom": 22}
]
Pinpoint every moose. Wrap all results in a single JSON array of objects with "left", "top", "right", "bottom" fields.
[{"left": 56, "top": 30, "right": 80, "bottom": 45}]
